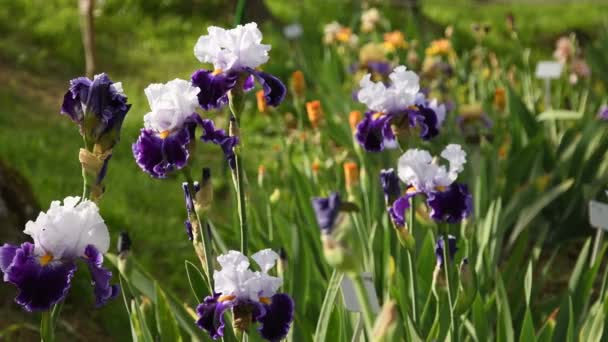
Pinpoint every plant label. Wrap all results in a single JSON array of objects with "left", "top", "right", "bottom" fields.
[
  {"left": 589, "top": 200, "right": 608, "bottom": 231},
  {"left": 340, "top": 272, "right": 380, "bottom": 313},
  {"left": 535, "top": 61, "right": 562, "bottom": 79}
]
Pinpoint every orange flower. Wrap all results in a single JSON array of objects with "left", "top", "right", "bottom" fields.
[
  {"left": 311, "top": 160, "right": 321, "bottom": 174},
  {"left": 383, "top": 31, "right": 407, "bottom": 52},
  {"left": 343, "top": 162, "right": 359, "bottom": 189},
  {"left": 494, "top": 87, "right": 506, "bottom": 111},
  {"left": 336, "top": 27, "right": 353, "bottom": 43},
  {"left": 349, "top": 111, "right": 362, "bottom": 132},
  {"left": 290, "top": 70, "right": 306, "bottom": 98},
  {"left": 256, "top": 90, "right": 267, "bottom": 113},
  {"left": 306, "top": 100, "right": 324, "bottom": 129}
]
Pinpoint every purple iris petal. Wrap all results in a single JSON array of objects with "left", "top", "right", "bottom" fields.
[
  {"left": 0, "top": 244, "right": 18, "bottom": 272},
  {"left": 388, "top": 193, "right": 416, "bottom": 227},
  {"left": 355, "top": 112, "right": 395, "bottom": 152},
  {"left": 367, "top": 61, "right": 392, "bottom": 76},
  {"left": 200, "top": 119, "right": 228, "bottom": 143},
  {"left": 184, "top": 221, "right": 194, "bottom": 241},
  {"left": 61, "top": 74, "right": 130, "bottom": 142},
  {"left": 199, "top": 118, "right": 239, "bottom": 169},
  {"left": 61, "top": 77, "right": 90, "bottom": 123},
  {"left": 380, "top": 169, "right": 401, "bottom": 204},
  {"left": 243, "top": 75, "right": 255, "bottom": 92},
  {"left": 1, "top": 242, "right": 76, "bottom": 312},
  {"left": 96, "top": 154, "right": 112, "bottom": 186},
  {"left": 312, "top": 192, "right": 341, "bottom": 233},
  {"left": 132, "top": 123, "right": 193, "bottom": 179},
  {"left": 410, "top": 106, "right": 439, "bottom": 140},
  {"left": 191, "top": 69, "right": 237, "bottom": 110},
  {"left": 258, "top": 293, "right": 295, "bottom": 342},
  {"left": 83, "top": 245, "right": 119, "bottom": 307},
  {"left": 196, "top": 294, "right": 233, "bottom": 340},
  {"left": 598, "top": 105, "right": 608, "bottom": 120},
  {"left": 426, "top": 183, "right": 473, "bottom": 224},
  {"left": 435, "top": 235, "right": 458, "bottom": 267},
  {"left": 246, "top": 68, "right": 286, "bottom": 107}
]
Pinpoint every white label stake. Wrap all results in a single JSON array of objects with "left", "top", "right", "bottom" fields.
[
  {"left": 589, "top": 200, "right": 608, "bottom": 265},
  {"left": 341, "top": 272, "right": 380, "bottom": 313}
]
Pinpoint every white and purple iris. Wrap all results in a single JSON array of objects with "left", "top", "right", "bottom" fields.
[
  {"left": 355, "top": 66, "right": 446, "bottom": 152},
  {"left": 131, "top": 79, "right": 239, "bottom": 178},
  {"left": 381, "top": 144, "right": 473, "bottom": 225},
  {"left": 196, "top": 249, "right": 294, "bottom": 341},
  {"left": 311, "top": 192, "right": 342, "bottom": 234},
  {"left": 191, "top": 22, "right": 286, "bottom": 110},
  {"left": 132, "top": 79, "right": 201, "bottom": 178},
  {"left": 0, "top": 197, "right": 118, "bottom": 312}
]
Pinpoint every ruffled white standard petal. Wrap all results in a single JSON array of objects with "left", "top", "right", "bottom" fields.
[
  {"left": 213, "top": 249, "right": 283, "bottom": 302},
  {"left": 441, "top": 144, "right": 467, "bottom": 178},
  {"left": 143, "top": 79, "right": 200, "bottom": 133},
  {"left": 23, "top": 197, "right": 109, "bottom": 259},
  {"left": 194, "top": 22, "right": 270, "bottom": 71},
  {"left": 251, "top": 249, "right": 279, "bottom": 273},
  {"left": 397, "top": 145, "right": 465, "bottom": 192},
  {"left": 357, "top": 65, "right": 420, "bottom": 113}
]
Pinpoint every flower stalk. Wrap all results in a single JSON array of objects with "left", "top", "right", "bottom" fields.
[
  {"left": 442, "top": 233, "right": 457, "bottom": 341},
  {"left": 228, "top": 75, "right": 249, "bottom": 255}
]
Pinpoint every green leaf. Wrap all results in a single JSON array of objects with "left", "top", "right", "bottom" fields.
[
  {"left": 155, "top": 282, "right": 182, "bottom": 342},
  {"left": 106, "top": 254, "right": 204, "bottom": 340},
  {"left": 496, "top": 274, "right": 514, "bottom": 342},
  {"left": 507, "top": 179, "right": 574, "bottom": 247},
  {"left": 314, "top": 270, "right": 344, "bottom": 342},
  {"left": 184, "top": 260, "right": 208, "bottom": 303},
  {"left": 537, "top": 110, "right": 583, "bottom": 121},
  {"left": 525, "top": 262, "right": 533, "bottom": 307},
  {"left": 519, "top": 308, "right": 536, "bottom": 342}
]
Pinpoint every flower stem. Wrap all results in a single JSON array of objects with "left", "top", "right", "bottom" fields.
[
  {"left": 229, "top": 76, "right": 249, "bottom": 255},
  {"left": 407, "top": 197, "right": 418, "bottom": 325},
  {"left": 349, "top": 273, "right": 375, "bottom": 337},
  {"left": 184, "top": 171, "right": 214, "bottom": 291},
  {"left": 40, "top": 309, "right": 55, "bottom": 342},
  {"left": 442, "top": 233, "right": 457, "bottom": 341}
]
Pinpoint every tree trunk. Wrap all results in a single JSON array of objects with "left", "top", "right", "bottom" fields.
[{"left": 79, "top": 0, "right": 96, "bottom": 78}]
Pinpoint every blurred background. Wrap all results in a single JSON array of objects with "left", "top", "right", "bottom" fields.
[{"left": 1, "top": 0, "right": 607, "bottom": 340}]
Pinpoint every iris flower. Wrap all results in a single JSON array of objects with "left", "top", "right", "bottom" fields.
[
  {"left": 61, "top": 73, "right": 131, "bottom": 151},
  {"left": 196, "top": 249, "right": 294, "bottom": 341},
  {"left": 355, "top": 66, "right": 444, "bottom": 151},
  {"left": 383, "top": 144, "right": 472, "bottom": 225},
  {"left": 192, "top": 23, "right": 286, "bottom": 110},
  {"left": 0, "top": 197, "right": 118, "bottom": 311}
]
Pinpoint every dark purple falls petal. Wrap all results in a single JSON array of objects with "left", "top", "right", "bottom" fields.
[
  {"left": 388, "top": 193, "right": 416, "bottom": 227},
  {"left": 1, "top": 243, "right": 76, "bottom": 312},
  {"left": 379, "top": 169, "right": 401, "bottom": 204},
  {"left": 355, "top": 111, "right": 395, "bottom": 152},
  {"left": 83, "top": 245, "right": 119, "bottom": 307},
  {"left": 196, "top": 294, "right": 233, "bottom": 340},
  {"left": 191, "top": 69, "right": 237, "bottom": 110},
  {"left": 132, "top": 123, "right": 193, "bottom": 179},
  {"left": 258, "top": 293, "right": 295, "bottom": 342},
  {"left": 246, "top": 68, "right": 286, "bottom": 107},
  {"left": 426, "top": 183, "right": 473, "bottom": 224}
]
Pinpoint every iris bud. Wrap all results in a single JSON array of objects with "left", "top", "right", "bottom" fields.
[
  {"left": 195, "top": 168, "right": 213, "bottom": 213},
  {"left": 372, "top": 300, "right": 398, "bottom": 342},
  {"left": 454, "top": 259, "right": 478, "bottom": 314}
]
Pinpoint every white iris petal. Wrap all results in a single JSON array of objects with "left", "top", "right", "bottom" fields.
[
  {"left": 357, "top": 65, "right": 420, "bottom": 113},
  {"left": 143, "top": 79, "right": 200, "bottom": 133},
  {"left": 23, "top": 196, "right": 109, "bottom": 259},
  {"left": 194, "top": 22, "right": 270, "bottom": 71}
]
